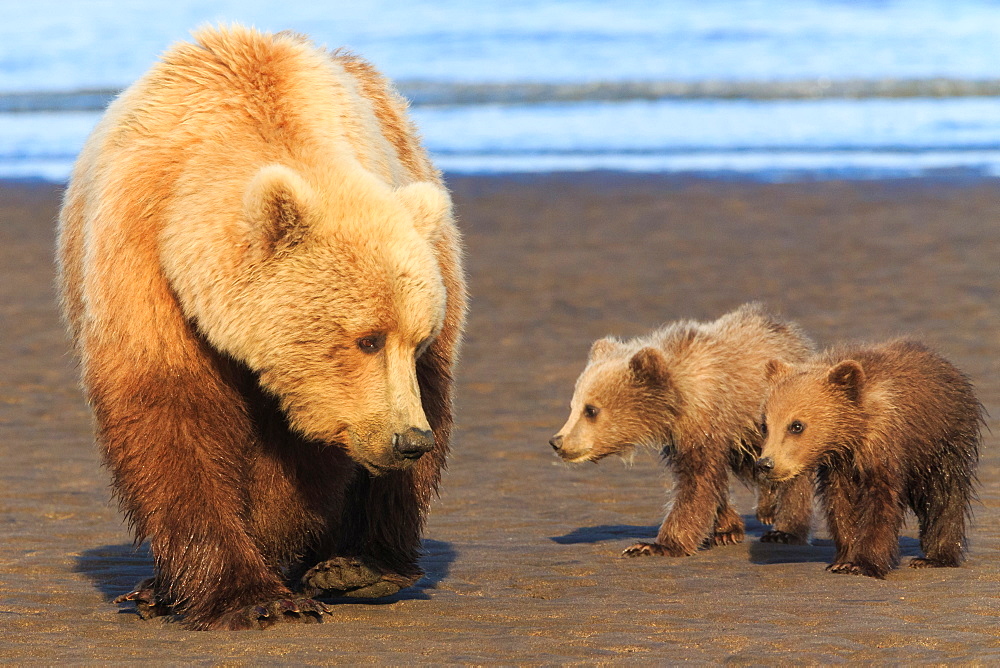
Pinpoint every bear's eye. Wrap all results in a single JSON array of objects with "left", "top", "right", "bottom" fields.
[
  {"left": 583, "top": 404, "right": 600, "bottom": 420},
  {"left": 787, "top": 420, "right": 805, "bottom": 434},
  {"left": 760, "top": 421, "right": 768, "bottom": 436},
  {"left": 357, "top": 333, "right": 386, "bottom": 354}
]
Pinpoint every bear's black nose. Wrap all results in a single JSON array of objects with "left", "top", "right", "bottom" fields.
[
  {"left": 549, "top": 435, "right": 563, "bottom": 451},
  {"left": 756, "top": 457, "right": 774, "bottom": 473},
  {"left": 394, "top": 428, "right": 435, "bottom": 460}
]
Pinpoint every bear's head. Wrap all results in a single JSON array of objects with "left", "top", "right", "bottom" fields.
[
  {"left": 550, "top": 338, "right": 679, "bottom": 463},
  {"left": 757, "top": 358, "right": 866, "bottom": 481},
  {"left": 167, "top": 163, "right": 453, "bottom": 474}
]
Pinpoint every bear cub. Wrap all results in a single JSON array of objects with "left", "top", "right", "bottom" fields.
[
  {"left": 758, "top": 339, "right": 983, "bottom": 578},
  {"left": 551, "top": 303, "right": 816, "bottom": 557}
]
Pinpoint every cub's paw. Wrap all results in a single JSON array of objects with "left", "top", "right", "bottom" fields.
[
  {"left": 760, "top": 530, "right": 805, "bottom": 545},
  {"left": 908, "top": 557, "right": 957, "bottom": 569},
  {"left": 113, "top": 578, "right": 172, "bottom": 619},
  {"left": 826, "top": 562, "right": 885, "bottom": 579},
  {"left": 622, "top": 542, "right": 688, "bottom": 558},
  {"left": 302, "top": 557, "right": 419, "bottom": 599},
  {"left": 712, "top": 527, "right": 745, "bottom": 546},
  {"left": 209, "top": 597, "right": 331, "bottom": 631}
]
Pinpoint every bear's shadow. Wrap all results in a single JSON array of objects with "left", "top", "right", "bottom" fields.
[
  {"left": 553, "top": 515, "right": 925, "bottom": 565},
  {"left": 74, "top": 538, "right": 457, "bottom": 610}
]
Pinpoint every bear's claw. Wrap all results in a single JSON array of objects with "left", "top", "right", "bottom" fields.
[
  {"left": 712, "top": 528, "right": 745, "bottom": 546},
  {"left": 622, "top": 541, "right": 689, "bottom": 557},
  {"left": 210, "top": 597, "right": 331, "bottom": 631},
  {"left": 908, "top": 557, "right": 955, "bottom": 569},
  {"left": 826, "top": 561, "right": 885, "bottom": 579},
  {"left": 760, "top": 530, "right": 805, "bottom": 545},
  {"left": 113, "top": 577, "right": 172, "bottom": 619},
  {"left": 301, "top": 557, "right": 419, "bottom": 598}
]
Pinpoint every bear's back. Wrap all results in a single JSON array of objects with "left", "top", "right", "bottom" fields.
[
  {"left": 825, "top": 339, "right": 982, "bottom": 465},
  {"left": 654, "top": 303, "right": 814, "bottom": 444}
]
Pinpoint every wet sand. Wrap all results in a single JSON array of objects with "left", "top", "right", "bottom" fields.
[{"left": 1, "top": 174, "right": 998, "bottom": 663}]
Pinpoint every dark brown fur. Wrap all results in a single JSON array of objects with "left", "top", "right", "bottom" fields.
[{"left": 759, "top": 340, "right": 983, "bottom": 578}]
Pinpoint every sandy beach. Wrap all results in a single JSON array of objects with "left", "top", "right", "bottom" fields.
[{"left": 1, "top": 173, "right": 998, "bottom": 663}]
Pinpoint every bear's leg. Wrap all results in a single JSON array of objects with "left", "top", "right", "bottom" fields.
[
  {"left": 908, "top": 485, "right": 967, "bottom": 569},
  {"left": 624, "top": 443, "right": 729, "bottom": 557},
  {"left": 712, "top": 500, "right": 745, "bottom": 546},
  {"left": 760, "top": 474, "right": 813, "bottom": 545},
  {"left": 301, "top": 351, "right": 454, "bottom": 598},
  {"left": 93, "top": 359, "right": 330, "bottom": 630},
  {"left": 825, "top": 469, "right": 903, "bottom": 579}
]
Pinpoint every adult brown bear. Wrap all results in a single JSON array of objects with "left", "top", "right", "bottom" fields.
[{"left": 57, "top": 25, "right": 466, "bottom": 630}]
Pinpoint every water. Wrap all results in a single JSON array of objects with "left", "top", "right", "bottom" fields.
[{"left": 4, "top": 0, "right": 1000, "bottom": 180}]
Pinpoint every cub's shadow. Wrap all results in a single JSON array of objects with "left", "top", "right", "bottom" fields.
[
  {"left": 550, "top": 524, "right": 658, "bottom": 545},
  {"left": 74, "top": 539, "right": 457, "bottom": 608},
  {"left": 553, "top": 516, "right": 924, "bottom": 565}
]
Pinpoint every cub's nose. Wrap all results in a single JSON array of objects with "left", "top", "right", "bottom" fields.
[
  {"left": 394, "top": 428, "right": 435, "bottom": 460},
  {"left": 549, "top": 435, "right": 563, "bottom": 451},
  {"left": 756, "top": 457, "right": 775, "bottom": 474}
]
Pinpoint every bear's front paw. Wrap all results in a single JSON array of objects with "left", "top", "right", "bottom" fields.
[
  {"left": 756, "top": 510, "right": 776, "bottom": 526},
  {"left": 826, "top": 561, "right": 885, "bottom": 579},
  {"left": 622, "top": 542, "right": 688, "bottom": 557},
  {"left": 760, "top": 530, "right": 806, "bottom": 545},
  {"left": 209, "top": 597, "right": 331, "bottom": 631},
  {"left": 712, "top": 527, "right": 745, "bottom": 546},
  {"left": 302, "top": 557, "right": 419, "bottom": 599},
  {"left": 113, "top": 577, "right": 172, "bottom": 619}
]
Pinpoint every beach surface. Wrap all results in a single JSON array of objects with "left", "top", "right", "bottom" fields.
[{"left": 1, "top": 174, "right": 998, "bottom": 663}]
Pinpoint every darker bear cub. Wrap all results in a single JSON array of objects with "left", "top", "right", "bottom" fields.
[
  {"left": 551, "top": 303, "right": 817, "bottom": 557},
  {"left": 758, "top": 339, "right": 983, "bottom": 578}
]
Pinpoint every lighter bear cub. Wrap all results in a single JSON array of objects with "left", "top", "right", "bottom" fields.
[
  {"left": 758, "top": 340, "right": 983, "bottom": 578},
  {"left": 57, "top": 26, "right": 466, "bottom": 630},
  {"left": 551, "top": 303, "right": 816, "bottom": 557}
]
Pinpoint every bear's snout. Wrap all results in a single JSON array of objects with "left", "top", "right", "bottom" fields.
[
  {"left": 393, "top": 427, "right": 435, "bottom": 461},
  {"left": 756, "top": 457, "right": 775, "bottom": 474},
  {"left": 549, "top": 435, "right": 563, "bottom": 451}
]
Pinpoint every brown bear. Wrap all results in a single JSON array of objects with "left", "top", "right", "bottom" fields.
[
  {"left": 550, "top": 303, "right": 816, "bottom": 557},
  {"left": 56, "top": 26, "right": 466, "bottom": 630},
  {"left": 757, "top": 339, "right": 983, "bottom": 578}
]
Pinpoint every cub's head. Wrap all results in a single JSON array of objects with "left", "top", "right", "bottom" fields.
[
  {"left": 192, "top": 164, "right": 453, "bottom": 474},
  {"left": 757, "top": 358, "right": 866, "bottom": 482},
  {"left": 550, "top": 337, "right": 678, "bottom": 463}
]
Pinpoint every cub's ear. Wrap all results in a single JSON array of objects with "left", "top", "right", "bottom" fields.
[
  {"left": 589, "top": 336, "right": 620, "bottom": 361},
  {"left": 629, "top": 347, "right": 670, "bottom": 386},
  {"left": 396, "top": 181, "right": 452, "bottom": 241},
  {"left": 764, "top": 358, "right": 794, "bottom": 382},
  {"left": 827, "top": 360, "right": 865, "bottom": 402},
  {"left": 242, "top": 164, "right": 314, "bottom": 259}
]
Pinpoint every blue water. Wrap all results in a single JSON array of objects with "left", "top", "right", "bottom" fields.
[{"left": 4, "top": 0, "right": 1000, "bottom": 179}]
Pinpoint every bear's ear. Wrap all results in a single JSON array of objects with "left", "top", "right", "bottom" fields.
[
  {"left": 242, "top": 164, "right": 314, "bottom": 259},
  {"left": 764, "top": 358, "right": 794, "bottom": 382},
  {"left": 589, "top": 336, "right": 620, "bottom": 361},
  {"left": 629, "top": 347, "right": 670, "bottom": 386},
  {"left": 827, "top": 360, "right": 865, "bottom": 402},
  {"left": 396, "top": 181, "right": 452, "bottom": 241}
]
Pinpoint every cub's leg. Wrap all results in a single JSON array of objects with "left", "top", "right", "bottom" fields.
[
  {"left": 760, "top": 474, "right": 813, "bottom": 545},
  {"left": 624, "top": 441, "right": 730, "bottom": 557}
]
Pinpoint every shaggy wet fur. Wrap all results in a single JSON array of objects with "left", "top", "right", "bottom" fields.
[
  {"left": 551, "top": 303, "right": 817, "bottom": 557},
  {"left": 57, "top": 26, "right": 466, "bottom": 630},
  {"left": 760, "top": 340, "right": 983, "bottom": 578}
]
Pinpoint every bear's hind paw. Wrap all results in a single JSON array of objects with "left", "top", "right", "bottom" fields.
[
  {"left": 826, "top": 561, "right": 886, "bottom": 579},
  {"left": 908, "top": 556, "right": 958, "bottom": 569},
  {"left": 302, "top": 557, "right": 419, "bottom": 599}
]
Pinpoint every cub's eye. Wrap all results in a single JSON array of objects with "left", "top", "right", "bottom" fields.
[
  {"left": 787, "top": 420, "right": 805, "bottom": 434},
  {"left": 583, "top": 404, "right": 600, "bottom": 420},
  {"left": 760, "top": 421, "right": 768, "bottom": 436},
  {"left": 357, "top": 334, "right": 386, "bottom": 354}
]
